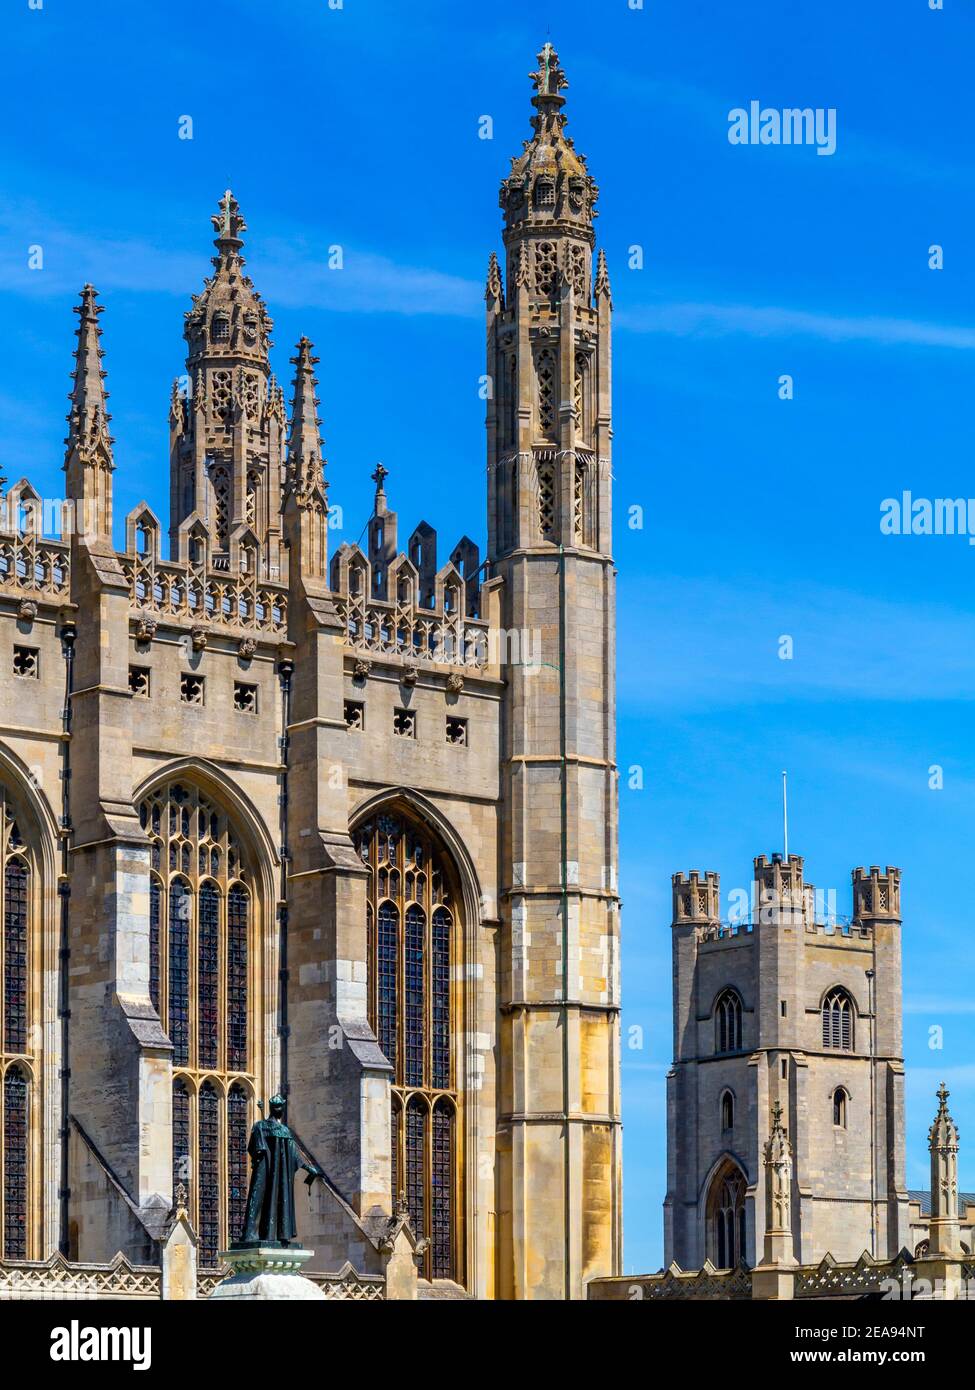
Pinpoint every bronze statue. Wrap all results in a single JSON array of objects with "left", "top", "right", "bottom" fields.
[{"left": 234, "top": 1095, "right": 322, "bottom": 1248}]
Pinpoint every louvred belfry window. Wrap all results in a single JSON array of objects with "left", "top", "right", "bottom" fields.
[
  {"left": 356, "top": 811, "right": 461, "bottom": 1283},
  {"left": 140, "top": 781, "right": 256, "bottom": 1262},
  {"left": 822, "top": 989, "right": 854, "bottom": 1051},
  {"left": 0, "top": 790, "right": 35, "bottom": 1259}
]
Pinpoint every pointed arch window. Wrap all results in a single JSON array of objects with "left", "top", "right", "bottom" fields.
[
  {"left": 832, "top": 1087, "right": 849, "bottom": 1128},
  {"left": 714, "top": 988, "right": 743, "bottom": 1055},
  {"left": 2, "top": 1065, "right": 28, "bottom": 1259},
  {"left": 706, "top": 1160, "right": 747, "bottom": 1269},
  {"left": 140, "top": 781, "right": 256, "bottom": 1262},
  {"left": 356, "top": 811, "right": 461, "bottom": 1283},
  {"left": 0, "top": 791, "right": 37, "bottom": 1260},
  {"left": 720, "top": 1089, "right": 735, "bottom": 1131},
  {"left": 822, "top": 989, "right": 854, "bottom": 1051}
]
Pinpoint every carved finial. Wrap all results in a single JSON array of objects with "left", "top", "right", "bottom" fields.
[
  {"left": 770, "top": 1100, "right": 785, "bottom": 1132},
  {"left": 212, "top": 188, "right": 246, "bottom": 245},
  {"left": 174, "top": 1181, "right": 188, "bottom": 1214},
  {"left": 530, "top": 42, "right": 568, "bottom": 103},
  {"left": 371, "top": 463, "right": 389, "bottom": 508}
]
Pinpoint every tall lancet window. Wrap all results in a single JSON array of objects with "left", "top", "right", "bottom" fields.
[
  {"left": 0, "top": 790, "right": 36, "bottom": 1260},
  {"left": 140, "top": 781, "right": 256, "bottom": 1265},
  {"left": 355, "top": 811, "right": 461, "bottom": 1283}
]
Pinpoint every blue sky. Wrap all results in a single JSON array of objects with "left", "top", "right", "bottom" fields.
[{"left": 3, "top": 0, "right": 975, "bottom": 1277}]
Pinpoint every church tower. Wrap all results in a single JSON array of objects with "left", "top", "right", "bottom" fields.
[
  {"left": 169, "top": 192, "right": 287, "bottom": 578},
  {"left": 665, "top": 856, "right": 911, "bottom": 1271},
  {"left": 489, "top": 45, "right": 622, "bottom": 1299}
]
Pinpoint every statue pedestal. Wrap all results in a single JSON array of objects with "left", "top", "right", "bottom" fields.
[{"left": 209, "top": 1247, "right": 327, "bottom": 1301}]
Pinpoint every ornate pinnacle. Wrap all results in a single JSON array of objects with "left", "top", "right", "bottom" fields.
[
  {"left": 485, "top": 252, "right": 504, "bottom": 306},
  {"left": 595, "top": 249, "right": 613, "bottom": 305},
  {"left": 65, "top": 284, "right": 114, "bottom": 468},
  {"left": 212, "top": 188, "right": 247, "bottom": 245},
  {"left": 286, "top": 337, "right": 326, "bottom": 498}
]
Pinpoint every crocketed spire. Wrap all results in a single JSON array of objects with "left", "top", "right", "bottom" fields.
[
  {"left": 65, "top": 284, "right": 114, "bottom": 469},
  {"left": 499, "top": 43, "right": 599, "bottom": 234},
  {"left": 286, "top": 337, "right": 327, "bottom": 500}
]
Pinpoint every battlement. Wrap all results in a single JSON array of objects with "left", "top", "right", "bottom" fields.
[
  {"left": 671, "top": 853, "right": 899, "bottom": 937},
  {"left": 852, "top": 865, "right": 902, "bottom": 921},
  {"left": 671, "top": 870, "right": 720, "bottom": 924}
]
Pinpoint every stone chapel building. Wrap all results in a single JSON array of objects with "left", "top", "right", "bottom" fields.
[{"left": 0, "top": 45, "right": 622, "bottom": 1300}]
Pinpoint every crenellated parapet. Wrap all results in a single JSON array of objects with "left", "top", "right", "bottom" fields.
[
  {"left": 671, "top": 870, "right": 720, "bottom": 926},
  {"left": 852, "top": 865, "right": 901, "bottom": 922}
]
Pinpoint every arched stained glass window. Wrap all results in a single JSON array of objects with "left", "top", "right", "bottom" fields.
[
  {"left": 377, "top": 902, "right": 398, "bottom": 1071},
  {"left": 356, "top": 810, "right": 461, "bottom": 1283},
  {"left": 0, "top": 792, "right": 38, "bottom": 1260},
  {"left": 431, "top": 1100, "right": 454, "bottom": 1280},
  {"left": 431, "top": 908, "right": 451, "bottom": 1090},
  {"left": 822, "top": 989, "right": 854, "bottom": 1051},
  {"left": 198, "top": 1082, "right": 220, "bottom": 1266},
  {"left": 2, "top": 1065, "right": 28, "bottom": 1259},
  {"left": 139, "top": 782, "right": 257, "bottom": 1262},
  {"left": 169, "top": 879, "right": 190, "bottom": 1067},
  {"left": 405, "top": 1096, "right": 426, "bottom": 1242},
  {"left": 405, "top": 906, "right": 425, "bottom": 1088},
  {"left": 198, "top": 882, "right": 220, "bottom": 1070},
  {"left": 228, "top": 1084, "right": 249, "bottom": 1246},
  {"left": 173, "top": 1078, "right": 190, "bottom": 1196},
  {"left": 149, "top": 877, "right": 161, "bottom": 1015},
  {"left": 227, "top": 887, "right": 249, "bottom": 1073},
  {"left": 3, "top": 860, "right": 28, "bottom": 1054}
]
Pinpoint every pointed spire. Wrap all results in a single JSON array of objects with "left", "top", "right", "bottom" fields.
[
  {"left": 286, "top": 338, "right": 327, "bottom": 499},
  {"left": 928, "top": 1082, "right": 962, "bottom": 1256},
  {"left": 485, "top": 252, "right": 504, "bottom": 306},
  {"left": 65, "top": 284, "right": 114, "bottom": 469},
  {"left": 595, "top": 249, "right": 613, "bottom": 305}
]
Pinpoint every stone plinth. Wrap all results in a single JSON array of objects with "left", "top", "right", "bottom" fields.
[{"left": 209, "top": 1247, "right": 327, "bottom": 1301}]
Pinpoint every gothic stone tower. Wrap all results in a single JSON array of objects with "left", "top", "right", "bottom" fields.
[
  {"left": 487, "top": 44, "right": 622, "bottom": 1299},
  {"left": 169, "top": 192, "right": 286, "bottom": 578},
  {"left": 664, "top": 856, "right": 911, "bottom": 1270},
  {"left": 0, "top": 42, "right": 620, "bottom": 1303}
]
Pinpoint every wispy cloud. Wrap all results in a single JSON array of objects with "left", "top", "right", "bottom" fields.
[
  {"left": 620, "top": 577, "right": 975, "bottom": 710},
  {"left": 906, "top": 997, "right": 975, "bottom": 1016},
  {"left": 0, "top": 198, "right": 481, "bottom": 319},
  {"left": 616, "top": 300, "right": 975, "bottom": 350}
]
